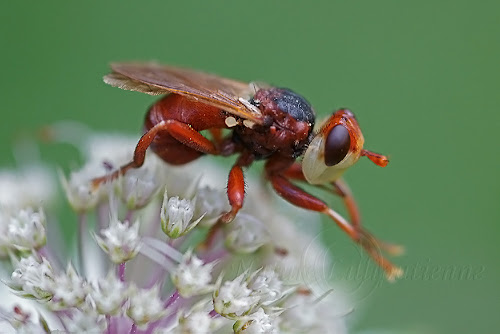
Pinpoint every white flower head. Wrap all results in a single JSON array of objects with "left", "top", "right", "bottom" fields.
[
  {"left": 6, "top": 207, "right": 46, "bottom": 251},
  {"left": 8, "top": 254, "right": 55, "bottom": 301},
  {"left": 160, "top": 188, "right": 204, "bottom": 238},
  {"left": 225, "top": 213, "right": 270, "bottom": 254},
  {"left": 127, "top": 284, "right": 167, "bottom": 329},
  {"left": 93, "top": 217, "right": 141, "bottom": 264},
  {"left": 171, "top": 249, "right": 216, "bottom": 298},
  {"left": 48, "top": 263, "right": 88, "bottom": 310},
  {"left": 233, "top": 307, "right": 279, "bottom": 334},
  {"left": 89, "top": 270, "right": 127, "bottom": 315},
  {"left": 0, "top": 130, "right": 352, "bottom": 333},
  {"left": 213, "top": 272, "right": 260, "bottom": 318}
]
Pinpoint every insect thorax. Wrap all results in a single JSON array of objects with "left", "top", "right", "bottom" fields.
[{"left": 234, "top": 88, "right": 315, "bottom": 159}]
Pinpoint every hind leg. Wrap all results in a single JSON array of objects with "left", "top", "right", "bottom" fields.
[{"left": 92, "top": 120, "right": 219, "bottom": 187}]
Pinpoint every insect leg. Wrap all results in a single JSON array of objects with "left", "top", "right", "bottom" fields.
[
  {"left": 208, "top": 128, "right": 223, "bottom": 144},
  {"left": 164, "top": 120, "right": 218, "bottom": 154},
  {"left": 281, "top": 163, "right": 403, "bottom": 257},
  {"left": 281, "top": 162, "right": 306, "bottom": 180},
  {"left": 282, "top": 164, "right": 363, "bottom": 232},
  {"left": 282, "top": 164, "right": 363, "bottom": 233},
  {"left": 92, "top": 120, "right": 218, "bottom": 187},
  {"left": 283, "top": 165, "right": 361, "bottom": 230},
  {"left": 219, "top": 164, "right": 245, "bottom": 223},
  {"left": 267, "top": 171, "right": 402, "bottom": 280},
  {"left": 332, "top": 179, "right": 402, "bottom": 256}
]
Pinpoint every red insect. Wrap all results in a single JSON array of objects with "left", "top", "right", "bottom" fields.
[{"left": 93, "top": 62, "right": 402, "bottom": 280}]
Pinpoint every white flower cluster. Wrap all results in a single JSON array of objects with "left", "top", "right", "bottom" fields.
[{"left": 0, "top": 132, "right": 350, "bottom": 333}]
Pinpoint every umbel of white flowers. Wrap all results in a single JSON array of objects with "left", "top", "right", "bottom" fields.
[{"left": 0, "top": 132, "right": 351, "bottom": 333}]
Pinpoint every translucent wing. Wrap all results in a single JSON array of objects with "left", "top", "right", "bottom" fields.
[{"left": 104, "top": 62, "right": 267, "bottom": 124}]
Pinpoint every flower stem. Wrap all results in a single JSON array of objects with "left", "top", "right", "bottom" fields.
[
  {"left": 118, "top": 262, "right": 126, "bottom": 282},
  {"left": 209, "top": 309, "right": 220, "bottom": 318},
  {"left": 77, "top": 213, "right": 87, "bottom": 275},
  {"left": 106, "top": 314, "right": 112, "bottom": 334},
  {"left": 129, "top": 323, "right": 137, "bottom": 334},
  {"left": 164, "top": 290, "right": 180, "bottom": 308},
  {"left": 125, "top": 209, "right": 134, "bottom": 223},
  {"left": 97, "top": 202, "right": 110, "bottom": 231}
]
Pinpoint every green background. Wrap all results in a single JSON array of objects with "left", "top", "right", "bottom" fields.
[{"left": 1, "top": 1, "right": 498, "bottom": 333}]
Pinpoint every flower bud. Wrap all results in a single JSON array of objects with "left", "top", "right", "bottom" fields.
[
  {"left": 127, "top": 284, "right": 166, "bottom": 329},
  {"left": 93, "top": 219, "right": 141, "bottom": 263},
  {"left": 213, "top": 272, "right": 260, "bottom": 318},
  {"left": 48, "top": 263, "right": 88, "bottom": 310},
  {"left": 90, "top": 271, "right": 127, "bottom": 315},
  {"left": 6, "top": 207, "right": 46, "bottom": 250},
  {"left": 160, "top": 188, "right": 204, "bottom": 238},
  {"left": 233, "top": 308, "right": 278, "bottom": 334},
  {"left": 171, "top": 250, "right": 216, "bottom": 297},
  {"left": 8, "top": 254, "right": 55, "bottom": 301}
]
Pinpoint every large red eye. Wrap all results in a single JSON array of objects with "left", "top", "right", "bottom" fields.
[{"left": 324, "top": 125, "right": 351, "bottom": 166}]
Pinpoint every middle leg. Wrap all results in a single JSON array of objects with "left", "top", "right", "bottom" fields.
[{"left": 219, "top": 153, "right": 255, "bottom": 223}]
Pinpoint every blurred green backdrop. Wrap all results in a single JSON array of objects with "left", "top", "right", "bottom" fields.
[{"left": 1, "top": 1, "right": 498, "bottom": 333}]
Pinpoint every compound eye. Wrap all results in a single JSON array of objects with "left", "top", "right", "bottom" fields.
[{"left": 324, "top": 125, "right": 351, "bottom": 166}]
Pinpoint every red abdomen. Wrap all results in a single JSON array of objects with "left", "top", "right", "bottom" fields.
[{"left": 144, "top": 94, "right": 228, "bottom": 165}]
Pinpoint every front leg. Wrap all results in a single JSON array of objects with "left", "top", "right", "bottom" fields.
[
  {"left": 283, "top": 162, "right": 362, "bottom": 229},
  {"left": 281, "top": 162, "right": 363, "bottom": 232},
  {"left": 266, "top": 161, "right": 402, "bottom": 280},
  {"left": 332, "top": 179, "right": 403, "bottom": 256},
  {"left": 282, "top": 163, "right": 402, "bottom": 256}
]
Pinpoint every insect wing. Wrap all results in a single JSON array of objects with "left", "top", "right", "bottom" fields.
[{"left": 104, "top": 62, "right": 265, "bottom": 124}]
